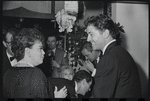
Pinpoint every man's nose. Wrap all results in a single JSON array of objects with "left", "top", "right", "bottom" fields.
[{"left": 87, "top": 35, "right": 91, "bottom": 42}]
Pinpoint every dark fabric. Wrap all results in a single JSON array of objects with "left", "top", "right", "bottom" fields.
[
  {"left": 47, "top": 77, "right": 76, "bottom": 98},
  {"left": 51, "top": 48, "right": 69, "bottom": 78},
  {"left": 92, "top": 60, "right": 97, "bottom": 69},
  {"left": 2, "top": 45, "right": 12, "bottom": 77},
  {"left": 51, "top": 51, "right": 55, "bottom": 60},
  {"left": 10, "top": 56, "right": 15, "bottom": 61},
  {"left": 3, "top": 67, "right": 48, "bottom": 98},
  {"left": 54, "top": 48, "right": 68, "bottom": 66},
  {"left": 37, "top": 55, "right": 53, "bottom": 78},
  {"left": 92, "top": 41, "right": 142, "bottom": 98}
]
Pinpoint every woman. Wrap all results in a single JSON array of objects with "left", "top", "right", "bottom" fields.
[
  {"left": 59, "top": 65, "right": 74, "bottom": 80},
  {"left": 3, "top": 28, "right": 67, "bottom": 98}
]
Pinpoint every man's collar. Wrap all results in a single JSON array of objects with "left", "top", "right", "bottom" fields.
[
  {"left": 102, "top": 39, "right": 116, "bottom": 55},
  {"left": 96, "top": 51, "right": 101, "bottom": 63},
  {"left": 74, "top": 81, "right": 78, "bottom": 93},
  {"left": 6, "top": 50, "right": 13, "bottom": 59},
  {"left": 52, "top": 48, "right": 56, "bottom": 54}
]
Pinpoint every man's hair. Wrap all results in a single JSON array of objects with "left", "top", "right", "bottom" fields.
[
  {"left": 73, "top": 70, "right": 92, "bottom": 83},
  {"left": 11, "top": 28, "right": 45, "bottom": 61},
  {"left": 84, "top": 14, "right": 124, "bottom": 45},
  {"left": 43, "top": 29, "right": 60, "bottom": 41},
  {"left": 81, "top": 41, "right": 93, "bottom": 53}
]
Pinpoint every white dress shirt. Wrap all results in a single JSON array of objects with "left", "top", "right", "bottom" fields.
[{"left": 6, "top": 51, "right": 17, "bottom": 66}]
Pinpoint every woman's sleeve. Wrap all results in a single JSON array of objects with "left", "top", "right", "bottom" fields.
[{"left": 30, "top": 68, "right": 48, "bottom": 98}]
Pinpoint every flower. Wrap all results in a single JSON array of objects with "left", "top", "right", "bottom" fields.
[{"left": 55, "top": 9, "right": 77, "bottom": 33}]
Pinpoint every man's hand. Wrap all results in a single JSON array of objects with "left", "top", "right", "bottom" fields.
[
  {"left": 52, "top": 60, "right": 60, "bottom": 68},
  {"left": 74, "top": 59, "right": 91, "bottom": 73},
  {"left": 54, "top": 86, "right": 67, "bottom": 98},
  {"left": 83, "top": 60, "right": 95, "bottom": 72}
]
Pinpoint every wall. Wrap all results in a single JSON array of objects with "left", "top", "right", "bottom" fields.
[
  {"left": 112, "top": 3, "right": 149, "bottom": 98},
  {"left": 78, "top": 9, "right": 103, "bottom": 26},
  {"left": 3, "top": 1, "right": 64, "bottom": 14},
  {"left": 78, "top": 1, "right": 103, "bottom": 27}
]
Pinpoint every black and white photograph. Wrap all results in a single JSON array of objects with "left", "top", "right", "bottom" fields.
[{"left": 2, "top": 1, "right": 149, "bottom": 100}]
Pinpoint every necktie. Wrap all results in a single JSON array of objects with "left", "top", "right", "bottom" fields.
[
  {"left": 93, "top": 51, "right": 103, "bottom": 67},
  {"left": 10, "top": 57, "right": 15, "bottom": 61},
  {"left": 99, "top": 51, "right": 103, "bottom": 58},
  {"left": 51, "top": 51, "right": 55, "bottom": 60},
  {"left": 93, "top": 60, "right": 97, "bottom": 68}
]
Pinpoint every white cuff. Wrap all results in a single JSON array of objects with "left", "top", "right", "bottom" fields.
[{"left": 91, "top": 69, "right": 96, "bottom": 77}]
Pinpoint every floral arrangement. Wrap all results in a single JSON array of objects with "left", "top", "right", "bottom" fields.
[
  {"left": 55, "top": 1, "right": 78, "bottom": 33},
  {"left": 55, "top": 9, "right": 77, "bottom": 33},
  {"left": 66, "top": 23, "right": 87, "bottom": 67},
  {"left": 55, "top": 1, "right": 87, "bottom": 67}
]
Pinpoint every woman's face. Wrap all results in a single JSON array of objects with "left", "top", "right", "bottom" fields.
[
  {"left": 61, "top": 69, "right": 74, "bottom": 80},
  {"left": 29, "top": 41, "right": 45, "bottom": 66}
]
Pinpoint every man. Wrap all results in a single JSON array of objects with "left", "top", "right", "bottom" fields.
[
  {"left": 84, "top": 14, "right": 142, "bottom": 98},
  {"left": 76, "top": 42, "right": 101, "bottom": 74},
  {"left": 47, "top": 70, "right": 92, "bottom": 98},
  {"left": 2, "top": 28, "right": 17, "bottom": 76},
  {"left": 38, "top": 29, "right": 69, "bottom": 78},
  {"left": 81, "top": 41, "right": 102, "bottom": 69},
  {"left": 77, "top": 42, "right": 102, "bottom": 98}
]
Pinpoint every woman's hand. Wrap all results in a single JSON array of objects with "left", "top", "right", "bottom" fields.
[{"left": 54, "top": 86, "right": 67, "bottom": 98}]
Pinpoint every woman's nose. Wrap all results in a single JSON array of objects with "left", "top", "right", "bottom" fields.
[{"left": 42, "top": 50, "right": 45, "bottom": 55}]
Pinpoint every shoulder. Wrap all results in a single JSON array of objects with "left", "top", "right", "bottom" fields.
[
  {"left": 48, "top": 77, "right": 70, "bottom": 83},
  {"left": 47, "top": 78, "right": 73, "bottom": 86},
  {"left": 56, "top": 48, "right": 66, "bottom": 53},
  {"left": 29, "top": 67, "right": 47, "bottom": 80}
]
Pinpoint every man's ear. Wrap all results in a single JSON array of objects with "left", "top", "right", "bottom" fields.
[
  {"left": 3, "top": 41, "right": 7, "bottom": 47},
  {"left": 82, "top": 79, "right": 87, "bottom": 86},
  {"left": 103, "top": 29, "right": 110, "bottom": 39}
]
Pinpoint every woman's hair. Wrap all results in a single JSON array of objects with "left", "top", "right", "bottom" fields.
[
  {"left": 11, "top": 28, "right": 45, "bottom": 61},
  {"left": 84, "top": 14, "right": 125, "bottom": 45},
  {"left": 59, "top": 65, "right": 74, "bottom": 75}
]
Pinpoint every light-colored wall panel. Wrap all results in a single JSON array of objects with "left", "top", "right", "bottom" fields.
[{"left": 112, "top": 3, "right": 148, "bottom": 97}]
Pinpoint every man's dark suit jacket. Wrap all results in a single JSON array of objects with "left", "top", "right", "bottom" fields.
[
  {"left": 2, "top": 45, "right": 12, "bottom": 76},
  {"left": 51, "top": 48, "right": 69, "bottom": 78},
  {"left": 37, "top": 54, "right": 52, "bottom": 78},
  {"left": 47, "top": 77, "right": 75, "bottom": 98},
  {"left": 92, "top": 41, "right": 142, "bottom": 98}
]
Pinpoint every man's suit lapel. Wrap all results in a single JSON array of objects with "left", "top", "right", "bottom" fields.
[
  {"left": 103, "top": 41, "right": 118, "bottom": 56},
  {"left": 3, "top": 48, "right": 12, "bottom": 75}
]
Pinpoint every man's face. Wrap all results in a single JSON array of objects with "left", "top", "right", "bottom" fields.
[
  {"left": 5, "top": 32, "right": 13, "bottom": 55},
  {"left": 47, "top": 36, "right": 57, "bottom": 50},
  {"left": 86, "top": 25, "right": 105, "bottom": 51},
  {"left": 78, "top": 80, "right": 92, "bottom": 95},
  {"left": 82, "top": 48, "right": 97, "bottom": 62}
]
